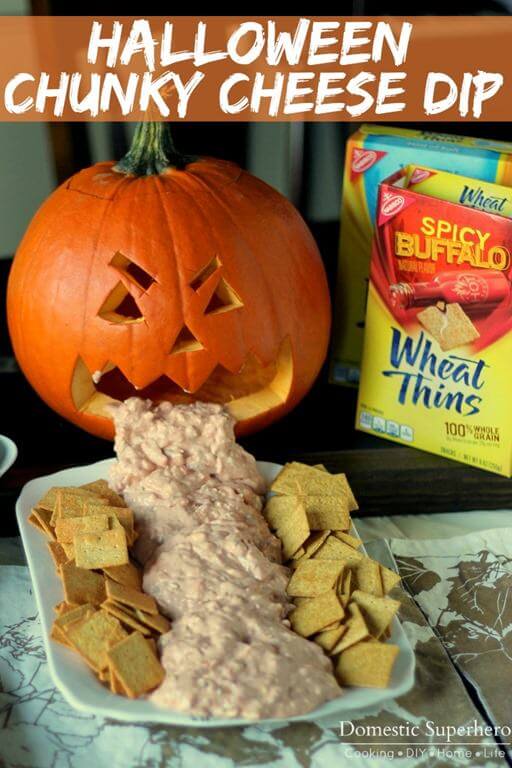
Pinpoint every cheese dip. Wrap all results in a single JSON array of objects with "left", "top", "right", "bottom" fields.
[{"left": 110, "top": 398, "right": 340, "bottom": 719}]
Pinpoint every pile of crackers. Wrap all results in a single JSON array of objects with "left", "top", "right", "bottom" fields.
[
  {"left": 418, "top": 302, "right": 479, "bottom": 351},
  {"left": 265, "top": 463, "right": 402, "bottom": 689},
  {"left": 28, "top": 479, "right": 169, "bottom": 698}
]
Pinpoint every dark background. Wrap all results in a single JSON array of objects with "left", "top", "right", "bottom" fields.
[{"left": 2, "top": 3, "right": 512, "bottom": 534}]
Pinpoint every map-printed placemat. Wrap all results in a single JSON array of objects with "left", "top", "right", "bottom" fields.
[
  {"left": 392, "top": 528, "right": 512, "bottom": 759},
  {"left": 1, "top": 531, "right": 507, "bottom": 768}
]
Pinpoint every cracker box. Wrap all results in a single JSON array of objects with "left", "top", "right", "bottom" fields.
[
  {"left": 406, "top": 165, "right": 512, "bottom": 218},
  {"left": 356, "top": 166, "right": 512, "bottom": 476},
  {"left": 332, "top": 124, "right": 512, "bottom": 386}
]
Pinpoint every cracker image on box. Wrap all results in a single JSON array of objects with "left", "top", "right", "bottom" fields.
[
  {"left": 417, "top": 303, "right": 480, "bottom": 351},
  {"left": 357, "top": 163, "right": 512, "bottom": 476}
]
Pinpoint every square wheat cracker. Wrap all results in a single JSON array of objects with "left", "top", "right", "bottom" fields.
[
  {"left": 50, "top": 624, "right": 72, "bottom": 647},
  {"left": 314, "top": 624, "right": 347, "bottom": 652},
  {"left": 287, "top": 560, "right": 345, "bottom": 597},
  {"left": 272, "top": 463, "right": 358, "bottom": 510},
  {"left": 380, "top": 565, "right": 401, "bottom": 594},
  {"left": 290, "top": 531, "right": 330, "bottom": 569},
  {"left": 335, "top": 641, "right": 399, "bottom": 687},
  {"left": 103, "top": 562, "right": 142, "bottom": 590},
  {"left": 61, "top": 541, "right": 75, "bottom": 560},
  {"left": 264, "top": 495, "right": 298, "bottom": 529},
  {"left": 52, "top": 489, "right": 108, "bottom": 524},
  {"left": 134, "top": 608, "right": 171, "bottom": 634},
  {"left": 330, "top": 602, "right": 369, "bottom": 654},
  {"left": 28, "top": 512, "right": 45, "bottom": 534},
  {"left": 74, "top": 528, "right": 129, "bottom": 569},
  {"left": 48, "top": 541, "right": 69, "bottom": 570},
  {"left": 101, "top": 600, "right": 152, "bottom": 635},
  {"left": 65, "top": 609, "right": 123, "bottom": 671},
  {"left": 55, "top": 514, "right": 110, "bottom": 543},
  {"left": 355, "top": 560, "right": 383, "bottom": 596},
  {"left": 105, "top": 579, "right": 158, "bottom": 615},
  {"left": 61, "top": 562, "right": 106, "bottom": 605},
  {"left": 85, "top": 503, "right": 135, "bottom": 542},
  {"left": 81, "top": 479, "right": 125, "bottom": 507},
  {"left": 31, "top": 508, "right": 55, "bottom": 539},
  {"left": 275, "top": 501, "right": 310, "bottom": 560},
  {"left": 54, "top": 601, "right": 79, "bottom": 615},
  {"left": 39, "top": 485, "right": 103, "bottom": 513},
  {"left": 334, "top": 531, "right": 362, "bottom": 549},
  {"left": 109, "top": 667, "right": 127, "bottom": 695},
  {"left": 290, "top": 590, "right": 345, "bottom": 637},
  {"left": 54, "top": 603, "right": 95, "bottom": 627},
  {"left": 269, "top": 464, "right": 303, "bottom": 496},
  {"left": 303, "top": 497, "right": 350, "bottom": 531},
  {"left": 108, "top": 514, "right": 137, "bottom": 547},
  {"left": 107, "top": 631, "right": 165, "bottom": 698},
  {"left": 52, "top": 604, "right": 96, "bottom": 646},
  {"left": 351, "top": 590, "right": 400, "bottom": 638},
  {"left": 315, "top": 536, "right": 364, "bottom": 565}
]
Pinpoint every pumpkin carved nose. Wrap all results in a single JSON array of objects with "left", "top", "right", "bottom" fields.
[{"left": 170, "top": 324, "right": 204, "bottom": 355}]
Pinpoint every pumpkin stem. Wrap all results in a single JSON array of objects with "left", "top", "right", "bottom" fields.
[{"left": 114, "top": 122, "right": 197, "bottom": 176}]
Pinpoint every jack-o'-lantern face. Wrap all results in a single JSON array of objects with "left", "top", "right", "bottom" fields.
[
  {"left": 71, "top": 250, "right": 294, "bottom": 427},
  {"left": 7, "top": 125, "right": 331, "bottom": 439}
]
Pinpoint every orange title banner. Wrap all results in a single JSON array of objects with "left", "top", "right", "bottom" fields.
[{"left": 1, "top": 16, "right": 511, "bottom": 121}]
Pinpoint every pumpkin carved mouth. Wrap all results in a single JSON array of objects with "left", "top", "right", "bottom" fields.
[{"left": 70, "top": 337, "right": 294, "bottom": 424}]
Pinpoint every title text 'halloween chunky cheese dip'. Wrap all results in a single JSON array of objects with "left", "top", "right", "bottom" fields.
[{"left": 109, "top": 398, "right": 341, "bottom": 719}]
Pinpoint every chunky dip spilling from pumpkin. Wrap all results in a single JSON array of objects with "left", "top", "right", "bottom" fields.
[{"left": 109, "top": 397, "right": 341, "bottom": 718}]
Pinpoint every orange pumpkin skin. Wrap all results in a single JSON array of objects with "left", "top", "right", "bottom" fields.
[{"left": 7, "top": 131, "right": 331, "bottom": 439}]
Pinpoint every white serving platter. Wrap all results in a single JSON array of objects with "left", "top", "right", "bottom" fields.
[
  {"left": 16, "top": 458, "right": 415, "bottom": 727},
  {"left": 0, "top": 434, "right": 17, "bottom": 478}
]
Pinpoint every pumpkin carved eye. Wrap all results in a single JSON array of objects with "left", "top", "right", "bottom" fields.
[
  {"left": 190, "top": 255, "right": 221, "bottom": 291},
  {"left": 98, "top": 283, "right": 144, "bottom": 324},
  {"left": 190, "top": 256, "right": 243, "bottom": 315},
  {"left": 98, "top": 252, "right": 156, "bottom": 324},
  {"left": 110, "top": 251, "right": 156, "bottom": 291},
  {"left": 204, "top": 277, "right": 243, "bottom": 315}
]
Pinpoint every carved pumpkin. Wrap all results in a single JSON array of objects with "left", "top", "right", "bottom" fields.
[{"left": 7, "top": 123, "right": 331, "bottom": 439}]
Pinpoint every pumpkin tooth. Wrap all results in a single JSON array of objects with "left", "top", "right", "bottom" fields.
[
  {"left": 225, "top": 338, "right": 294, "bottom": 421},
  {"left": 71, "top": 357, "right": 119, "bottom": 417},
  {"left": 70, "top": 337, "right": 294, "bottom": 427}
]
